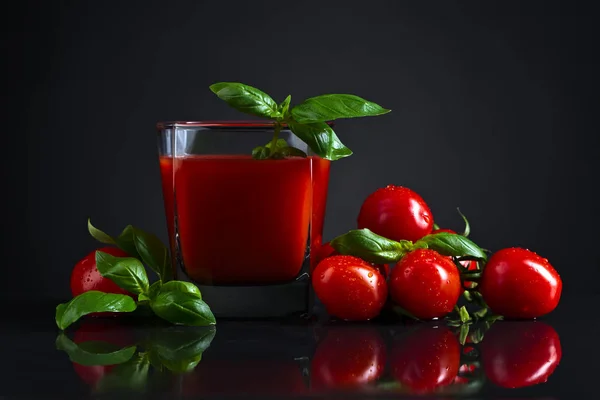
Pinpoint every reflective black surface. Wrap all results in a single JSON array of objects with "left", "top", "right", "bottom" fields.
[{"left": 2, "top": 294, "right": 597, "bottom": 399}]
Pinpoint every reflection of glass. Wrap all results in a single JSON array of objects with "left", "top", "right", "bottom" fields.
[
  {"left": 178, "top": 322, "right": 312, "bottom": 396},
  {"left": 157, "top": 121, "right": 331, "bottom": 318}
]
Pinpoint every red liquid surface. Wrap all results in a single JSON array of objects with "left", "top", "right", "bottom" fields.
[{"left": 159, "top": 155, "right": 330, "bottom": 285}]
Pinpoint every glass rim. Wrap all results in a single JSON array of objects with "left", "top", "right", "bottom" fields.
[{"left": 156, "top": 120, "right": 334, "bottom": 129}]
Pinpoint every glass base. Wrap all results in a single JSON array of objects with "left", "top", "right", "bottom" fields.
[{"left": 190, "top": 276, "right": 313, "bottom": 319}]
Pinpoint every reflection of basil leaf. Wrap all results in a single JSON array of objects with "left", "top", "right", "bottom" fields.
[
  {"left": 95, "top": 251, "right": 150, "bottom": 295},
  {"left": 55, "top": 334, "right": 136, "bottom": 366},
  {"left": 96, "top": 353, "right": 150, "bottom": 392},
  {"left": 151, "top": 327, "right": 216, "bottom": 373},
  {"left": 55, "top": 291, "right": 137, "bottom": 330}
]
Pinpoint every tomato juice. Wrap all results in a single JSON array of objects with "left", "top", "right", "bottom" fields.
[{"left": 159, "top": 155, "right": 329, "bottom": 285}]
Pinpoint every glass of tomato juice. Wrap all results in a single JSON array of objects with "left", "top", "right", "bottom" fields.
[{"left": 156, "top": 121, "right": 330, "bottom": 318}]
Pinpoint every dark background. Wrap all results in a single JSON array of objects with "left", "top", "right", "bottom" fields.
[{"left": 5, "top": 0, "right": 599, "bottom": 302}]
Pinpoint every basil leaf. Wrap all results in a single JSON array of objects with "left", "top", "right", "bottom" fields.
[
  {"left": 251, "top": 146, "right": 270, "bottom": 160},
  {"left": 87, "top": 219, "right": 116, "bottom": 244},
  {"left": 55, "top": 334, "right": 136, "bottom": 366},
  {"left": 291, "top": 94, "right": 390, "bottom": 123},
  {"left": 150, "top": 286, "right": 215, "bottom": 326},
  {"left": 150, "top": 327, "right": 215, "bottom": 373},
  {"left": 210, "top": 82, "right": 280, "bottom": 119},
  {"left": 265, "top": 138, "right": 289, "bottom": 150},
  {"left": 288, "top": 121, "right": 352, "bottom": 161},
  {"left": 159, "top": 281, "right": 202, "bottom": 300},
  {"left": 116, "top": 225, "right": 172, "bottom": 282},
  {"left": 139, "top": 281, "right": 162, "bottom": 302},
  {"left": 95, "top": 251, "right": 149, "bottom": 295},
  {"left": 275, "top": 146, "right": 307, "bottom": 158},
  {"left": 55, "top": 291, "right": 137, "bottom": 330},
  {"left": 415, "top": 232, "right": 487, "bottom": 260},
  {"left": 96, "top": 353, "right": 150, "bottom": 392},
  {"left": 279, "top": 94, "right": 291, "bottom": 118},
  {"left": 330, "top": 229, "right": 406, "bottom": 264}
]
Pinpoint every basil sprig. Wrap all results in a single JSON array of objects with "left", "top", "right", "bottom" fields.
[
  {"left": 330, "top": 229, "right": 487, "bottom": 264},
  {"left": 87, "top": 219, "right": 172, "bottom": 282},
  {"left": 55, "top": 220, "right": 216, "bottom": 330},
  {"left": 209, "top": 82, "right": 390, "bottom": 161}
]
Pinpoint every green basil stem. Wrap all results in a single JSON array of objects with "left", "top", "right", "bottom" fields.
[{"left": 269, "top": 122, "right": 282, "bottom": 157}]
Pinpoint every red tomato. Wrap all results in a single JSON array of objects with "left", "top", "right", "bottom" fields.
[
  {"left": 313, "top": 242, "right": 390, "bottom": 277},
  {"left": 70, "top": 247, "right": 133, "bottom": 298},
  {"left": 389, "top": 249, "right": 461, "bottom": 319},
  {"left": 431, "top": 228, "right": 456, "bottom": 235},
  {"left": 357, "top": 185, "right": 433, "bottom": 243},
  {"left": 390, "top": 325, "right": 461, "bottom": 393},
  {"left": 481, "top": 321, "right": 562, "bottom": 388},
  {"left": 479, "top": 248, "right": 562, "bottom": 319},
  {"left": 312, "top": 255, "right": 387, "bottom": 321},
  {"left": 432, "top": 228, "right": 478, "bottom": 288},
  {"left": 71, "top": 320, "right": 136, "bottom": 387},
  {"left": 311, "top": 327, "right": 386, "bottom": 390}
]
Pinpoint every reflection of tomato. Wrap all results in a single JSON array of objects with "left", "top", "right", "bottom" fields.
[
  {"left": 311, "top": 327, "right": 386, "bottom": 390},
  {"left": 181, "top": 360, "right": 307, "bottom": 396},
  {"left": 481, "top": 321, "right": 562, "bottom": 388},
  {"left": 71, "top": 320, "right": 136, "bottom": 387},
  {"left": 390, "top": 326, "right": 460, "bottom": 393}
]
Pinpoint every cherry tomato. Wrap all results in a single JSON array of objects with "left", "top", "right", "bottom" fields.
[
  {"left": 311, "top": 327, "right": 386, "bottom": 390},
  {"left": 313, "top": 255, "right": 387, "bottom": 321},
  {"left": 313, "top": 242, "right": 337, "bottom": 270},
  {"left": 70, "top": 247, "right": 133, "bottom": 298},
  {"left": 432, "top": 228, "right": 478, "bottom": 288},
  {"left": 389, "top": 249, "right": 461, "bottom": 319},
  {"left": 481, "top": 321, "right": 562, "bottom": 388},
  {"left": 313, "top": 242, "right": 390, "bottom": 277},
  {"left": 71, "top": 320, "right": 136, "bottom": 387},
  {"left": 357, "top": 185, "right": 433, "bottom": 243},
  {"left": 479, "top": 248, "right": 562, "bottom": 319},
  {"left": 390, "top": 325, "right": 460, "bottom": 393}
]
